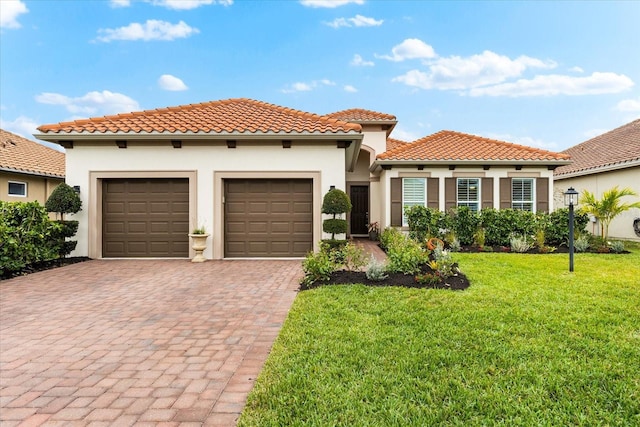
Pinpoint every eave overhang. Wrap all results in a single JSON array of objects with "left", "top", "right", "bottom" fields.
[
  {"left": 554, "top": 158, "right": 640, "bottom": 180},
  {"left": 370, "top": 159, "right": 572, "bottom": 173},
  {"left": 1, "top": 166, "right": 65, "bottom": 179}
]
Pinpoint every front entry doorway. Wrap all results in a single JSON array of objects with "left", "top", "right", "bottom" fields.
[{"left": 350, "top": 185, "right": 369, "bottom": 235}]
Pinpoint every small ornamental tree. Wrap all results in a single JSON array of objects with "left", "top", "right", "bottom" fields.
[
  {"left": 45, "top": 183, "right": 82, "bottom": 258},
  {"left": 321, "top": 188, "right": 352, "bottom": 240},
  {"left": 580, "top": 186, "right": 640, "bottom": 241}
]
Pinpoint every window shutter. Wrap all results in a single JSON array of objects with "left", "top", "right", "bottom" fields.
[
  {"left": 427, "top": 178, "right": 439, "bottom": 209},
  {"left": 444, "top": 178, "right": 456, "bottom": 210},
  {"left": 500, "top": 178, "right": 512, "bottom": 209},
  {"left": 482, "top": 178, "right": 493, "bottom": 209},
  {"left": 390, "top": 178, "right": 402, "bottom": 226},
  {"left": 536, "top": 178, "right": 549, "bottom": 213}
]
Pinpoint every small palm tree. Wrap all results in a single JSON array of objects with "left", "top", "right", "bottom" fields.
[{"left": 579, "top": 186, "right": 640, "bottom": 241}]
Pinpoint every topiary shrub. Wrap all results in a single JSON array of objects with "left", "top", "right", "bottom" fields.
[
  {"left": 45, "top": 183, "right": 82, "bottom": 258},
  {"left": 545, "top": 208, "right": 589, "bottom": 246},
  {"left": 450, "top": 207, "right": 479, "bottom": 246},
  {"left": 321, "top": 188, "right": 352, "bottom": 240}
]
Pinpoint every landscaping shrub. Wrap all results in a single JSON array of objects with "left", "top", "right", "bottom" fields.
[
  {"left": 365, "top": 255, "right": 388, "bottom": 281},
  {"left": 510, "top": 234, "right": 533, "bottom": 253},
  {"left": 321, "top": 188, "right": 351, "bottom": 240},
  {"left": 0, "top": 201, "right": 60, "bottom": 276},
  {"left": 609, "top": 240, "right": 625, "bottom": 253},
  {"left": 545, "top": 208, "right": 589, "bottom": 246},
  {"left": 339, "top": 242, "right": 368, "bottom": 272},
  {"left": 573, "top": 234, "right": 591, "bottom": 253},
  {"left": 46, "top": 183, "right": 82, "bottom": 258},
  {"left": 301, "top": 249, "right": 335, "bottom": 286},
  {"left": 449, "top": 207, "right": 479, "bottom": 246},
  {"left": 405, "top": 205, "right": 449, "bottom": 242},
  {"left": 379, "top": 227, "right": 403, "bottom": 252},
  {"left": 385, "top": 233, "right": 427, "bottom": 275}
]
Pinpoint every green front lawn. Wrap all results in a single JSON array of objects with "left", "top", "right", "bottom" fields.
[{"left": 239, "top": 249, "right": 640, "bottom": 426}]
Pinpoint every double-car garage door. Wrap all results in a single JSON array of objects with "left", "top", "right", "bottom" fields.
[{"left": 102, "top": 178, "right": 312, "bottom": 258}]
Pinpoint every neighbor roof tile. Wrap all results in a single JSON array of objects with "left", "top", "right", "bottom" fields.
[
  {"left": 555, "top": 119, "right": 640, "bottom": 176},
  {"left": 325, "top": 108, "right": 396, "bottom": 122},
  {"left": 37, "top": 98, "right": 362, "bottom": 135},
  {"left": 378, "top": 130, "right": 570, "bottom": 162},
  {"left": 1, "top": 129, "right": 65, "bottom": 178}
]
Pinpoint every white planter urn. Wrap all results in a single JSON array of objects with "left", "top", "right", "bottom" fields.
[{"left": 188, "top": 233, "right": 210, "bottom": 262}]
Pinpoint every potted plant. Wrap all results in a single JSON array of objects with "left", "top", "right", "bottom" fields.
[
  {"left": 368, "top": 222, "right": 380, "bottom": 241},
  {"left": 188, "top": 226, "right": 209, "bottom": 262}
]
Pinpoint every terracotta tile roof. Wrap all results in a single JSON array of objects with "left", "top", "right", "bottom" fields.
[
  {"left": 325, "top": 108, "right": 396, "bottom": 122},
  {"left": 555, "top": 119, "right": 640, "bottom": 177},
  {"left": 1, "top": 129, "right": 65, "bottom": 178},
  {"left": 378, "top": 130, "right": 570, "bottom": 162},
  {"left": 37, "top": 98, "right": 362, "bottom": 136},
  {"left": 386, "top": 137, "right": 407, "bottom": 151}
]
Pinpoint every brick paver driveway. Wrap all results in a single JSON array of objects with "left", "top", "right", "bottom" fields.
[{"left": 0, "top": 259, "right": 301, "bottom": 426}]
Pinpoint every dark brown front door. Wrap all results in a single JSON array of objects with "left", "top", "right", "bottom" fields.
[
  {"left": 224, "top": 179, "right": 313, "bottom": 257},
  {"left": 102, "top": 178, "right": 189, "bottom": 257},
  {"left": 350, "top": 185, "right": 369, "bottom": 235}
]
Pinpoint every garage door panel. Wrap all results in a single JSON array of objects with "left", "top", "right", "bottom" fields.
[
  {"left": 103, "top": 178, "right": 189, "bottom": 257},
  {"left": 225, "top": 179, "right": 312, "bottom": 257}
]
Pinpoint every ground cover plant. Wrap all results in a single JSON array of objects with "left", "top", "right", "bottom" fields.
[{"left": 239, "top": 247, "right": 640, "bottom": 426}]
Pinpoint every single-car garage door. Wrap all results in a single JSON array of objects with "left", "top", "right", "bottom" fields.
[
  {"left": 225, "top": 179, "right": 313, "bottom": 257},
  {"left": 103, "top": 178, "right": 189, "bottom": 257}
]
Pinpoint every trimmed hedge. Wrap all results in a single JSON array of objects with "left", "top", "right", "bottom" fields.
[{"left": 406, "top": 205, "right": 591, "bottom": 248}]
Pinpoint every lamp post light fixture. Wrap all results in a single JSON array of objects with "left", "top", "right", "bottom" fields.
[{"left": 564, "top": 187, "right": 579, "bottom": 272}]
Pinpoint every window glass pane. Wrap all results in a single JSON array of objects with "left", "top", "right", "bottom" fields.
[
  {"left": 8, "top": 182, "right": 27, "bottom": 196},
  {"left": 402, "top": 178, "right": 426, "bottom": 225},
  {"left": 457, "top": 178, "right": 480, "bottom": 211},
  {"left": 512, "top": 179, "right": 534, "bottom": 211}
]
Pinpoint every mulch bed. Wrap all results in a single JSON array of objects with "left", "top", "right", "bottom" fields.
[
  {"left": 1, "top": 257, "right": 91, "bottom": 281},
  {"left": 300, "top": 263, "right": 470, "bottom": 291}
]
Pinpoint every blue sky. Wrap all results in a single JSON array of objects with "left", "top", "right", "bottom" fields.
[{"left": 1, "top": 0, "right": 639, "bottom": 152}]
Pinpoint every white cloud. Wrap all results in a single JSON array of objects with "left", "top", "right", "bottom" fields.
[
  {"left": 468, "top": 72, "right": 634, "bottom": 97},
  {"left": 35, "top": 90, "right": 140, "bottom": 116},
  {"left": 300, "top": 0, "right": 364, "bottom": 8},
  {"left": 95, "top": 20, "right": 199, "bottom": 42},
  {"left": 0, "top": 0, "right": 28, "bottom": 29},
  {"left": 487, "top": 133, "right": 558, "bottom": 150},
  {"left": 393, "top": 51, "right": 556, "bottom": 90},
  {"left": 148, "top": 0, "right": 232, "bottom": 9},
  {"left": 281, "top": 79, "right": 336, "bottom": 93},
  {"left": 377, "top": 38, "right": 436, "bottom": 62},
  {"left": 350, "top": 54, "right": 374, "bottom": 66},
  {"left": 344, "top": 85, "right": 358, "bottom": 93},
  {"left": 615, "top": 96, "right": 640, "bottom": 112},
  {"left": 583, "top": 128, "right": 609, "bottom": 139},
  {"left": 325, "top": 14, "right": 383, "bottom": 28},
  {"left": 569, "top": 66, "right": 584, "bottom": 73},
  {"left": 0, "top": 116, "right": 39, "bottom": 140},
  {"left": 158, "top": 74, "right": 188, "bottom": 91},
  {"left": 390, "top": 127, "right": 419, "bottom": 142},
  {"left": 109, "top": 0, "right": 131, "bottom": 7}
]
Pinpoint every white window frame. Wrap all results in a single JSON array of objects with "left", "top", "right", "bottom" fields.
[
  {"left": 457, "top": 178, "right": 481, "bottom": 212},
  {"left": 402, "top": 177, "right": 427, "bottom": 226},
  {"left": 512, "top": 178, "right": 535, "bottom": 212},
  {"left": 8, "top": 181, "right": 27, "bottom": 197}
]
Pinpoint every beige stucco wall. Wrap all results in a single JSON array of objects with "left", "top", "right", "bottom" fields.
[
  {"left": 554, "top": 166, "right": 640, "bottom": 241},
  {"left": 379, "top": 166, "right": 556, "bottom": 229},
  {"left": 64, "top": 140, "right": 346, "bottom": 259},
  {"left": 0, "top": 171, "right": 63, "bottom": 203}
]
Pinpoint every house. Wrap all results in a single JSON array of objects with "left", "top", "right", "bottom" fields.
[
  {"left": 554, "top": 119, "right": 640, "bottom": 241},
  {"left": 0, "top": 129, "right": 65, "bottom": 203},
  {"left": 35, "top": 98, "right": 570, "bottom": 260}
]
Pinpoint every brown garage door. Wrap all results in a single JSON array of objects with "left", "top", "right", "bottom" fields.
[
  {"left": 225, "top": 179, "right": 313, "bottom": 257},
  {"left": 103, "top": 178, "right": 189, "bottom": 257}
]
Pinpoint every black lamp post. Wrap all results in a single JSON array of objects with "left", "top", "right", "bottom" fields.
[{"left": 564, "top": 187, "right": 579, "bottom": 272}]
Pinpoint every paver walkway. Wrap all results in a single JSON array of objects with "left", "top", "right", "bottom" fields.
[{"left": 0, "top": 259, "right": 301, "bottom": 426}]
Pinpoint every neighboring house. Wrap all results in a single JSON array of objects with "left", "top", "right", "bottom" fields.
[
  {"left": 0, "top": 129, "right": 65, "bottom": 203},
  {"left": 554, "top": 119, "right": 640, "bottom": 241},
  {"left": 35, "top": 98, "right": 570, "bottom": 260}
]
